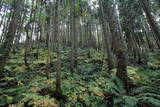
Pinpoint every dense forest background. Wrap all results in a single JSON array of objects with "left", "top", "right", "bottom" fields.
[{"left": 0, "top": 0, "right": 160, "bottom": 107}]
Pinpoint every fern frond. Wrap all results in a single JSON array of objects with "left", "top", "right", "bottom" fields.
[
  {"left": 123, "top": 95, "right": 138, "bottom": 106},
  {"left": 133, "top": 86, "right": 160, "bottom": 95},
  {"left": 136, "top": 93, "right": 160, "bottom": 100},
  {"left": 138, "top": 97, "right": 160, "bottom": 107}
]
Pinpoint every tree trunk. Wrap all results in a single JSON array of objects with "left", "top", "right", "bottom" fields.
[
  {"left": 55, "top": 0, "right": 62, "bottom": 98},
  {"left": 0, "top": 0, "right": 23, "bottom": 78},
  {"left": 100, "top": 3, "right": 114, "bottom": 70},
  {"left": 140, "top": 0, "right": 160, "bottom": 42},
  {"left": 140, "top": 17, "right": 154, "bottom": 52},
  {"left": 70, "top": 0, "right": 77, "bottom": 72},
  {"left": 102, "top": 0, "right": 128, "bottom": 87},
  {"left": 24, "top": 28, "right": 30, "bottom": 67}
]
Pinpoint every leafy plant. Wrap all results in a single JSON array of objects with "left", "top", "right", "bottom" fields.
[
  {"left": 104, "top": 75, "right": 160, "bottom": 107},
  {"left": 10, "top": 93, "right": 59, "bottom": 107},
  {"left": 103, "top": 76, "right": 137, "bottom": 107}
]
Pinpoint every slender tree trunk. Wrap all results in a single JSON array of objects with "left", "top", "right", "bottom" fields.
[
  {"left": 0, "top": 0, "right": 23, "bottom": 78},
  {"left": 36, "top": 27, "right": 40, "bottom": 59},
  {"left": 0, "top": 13, "right": 12, "bottom": 43},
  {"left": 55, "top": 0, "right": 62, "bottom": 98},
  {"left": 87, "top": 23, "right": 92, "bottom": 57},
  {"left": 13, "top": 8, "right": 27, "bottom": 53},
  {"left": 100, "top": 3, "right": 114, "bottom": 70},
  {"left": 29, "top": 0, "right": 35, "bottom": 49},
  {"left": 140, "top": 17, "right": 154, "bottom": 52},
  {"left": 24, "top": 28, "right": 30, "bottom": 67},
  {"left": 0, "top": 5, "right": 7, "bottom": 28},
  {"left": 140, "top": 0, "right": 160, "bottom": 42},
  {"left": 46, "top": 5, "right": 53, "bottom": 79},
  {"left": 70, "top": 0, "right": 77, "bottom": 72},
  {"left": 95, "top": 25, "right": 101, "bottom": 51}
]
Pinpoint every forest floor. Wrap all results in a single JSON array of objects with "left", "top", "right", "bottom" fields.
[{"left": 0, "top": 48, "right": 160, "bottom": 107}]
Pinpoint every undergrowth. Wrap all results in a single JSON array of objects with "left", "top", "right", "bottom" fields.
[{"left": 0, "top": 49, "right": 160, "bottom": 107}]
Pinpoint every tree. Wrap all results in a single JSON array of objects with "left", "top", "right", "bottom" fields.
[
  {"left": 139, "top": 0, "right": 160, "bottom": 43},
  {"left": 101, "top": 0, "right": 128, "bottom": 88},
  {"left": 0, "top": 0, "right": 23, "bottom": 78},
  {"left": 70, "top": 0, "right": 77, "bottom": 72},
  {"left": 99, "top": 1, "right": 114, "bottom": 70},
  {"left": 55, "top": 0, "right": 62, "bottom": 98}
]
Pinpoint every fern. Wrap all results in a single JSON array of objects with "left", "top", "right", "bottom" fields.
[
  {"left": 0, "top": 95, "right": 13, "bottom": 106},
  {"left": 104, "top": 76, "right": 138, "bottom": 106},
  {"left": 133, "top": 85, "right": 160, "bottom": 106},
  {"left": 123, "top": 96, "right": 138, "bottom": 107},
  {"left": 3, "top": 86, "right": 29, "bottom": 96},
  {"left": 136, "top": 93, "right": 160, "bottom": 99},
  {"left": 103, "top": 76, "right": 160, "bottom": 107},
  {"left": 111, "top": 76, "right": 126, "bottom": 94},
  {"left": 104, "top": 76, "right": 126, "bottom": 96},
  {"left": 133, "top": 86, "right": 160, "bottom": 95},
  {"left": 1, "top": 77, "right": 15, "bottom": 81},
  {"left": 4, "top": 66, "right": 12, "bottom": 72},
  {"left": 113, "top": 97, "right": 123, "bottom": 104},
  {"left": 12, "top": 93, "right": 59, "bottom": 107},
  {"left": 138, "top": 97, "right": 160, "bottom": 107}
]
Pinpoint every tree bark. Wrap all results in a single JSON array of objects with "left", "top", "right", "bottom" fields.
[
  {"left": 102, "top": 0, "right": 128, "bottom": 87},
  {"left": 100, "top": 3, "right": 114, "bottom": 70},
  {"left": 140, "top": 0, "right": 160, "bottom": 42},
  {"left": 0, "top": 0, "right": 23, "bottom": 78},
  {"left": 140, "top": 17, "right": 154, "bottom": 52},
  {"left": 70, "top": 0, "right": 77, "bottom": 72},
  {"left": 55, "top": 0, "right": 62, "bottom": 98}
]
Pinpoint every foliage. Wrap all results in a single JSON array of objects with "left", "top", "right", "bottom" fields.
[
  {"left": 0, "top": 0, "right": 160, "bottom": 106},
  {"left": 103, "top": 74, "right": 160, "bottom": 107},
  {"left": 0, "top": 49, "right": 160, "bottom": 106}
]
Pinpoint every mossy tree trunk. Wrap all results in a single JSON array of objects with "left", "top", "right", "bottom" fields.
[{"left": 102, "top": 0, "right": 128, "bottom": 87}]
